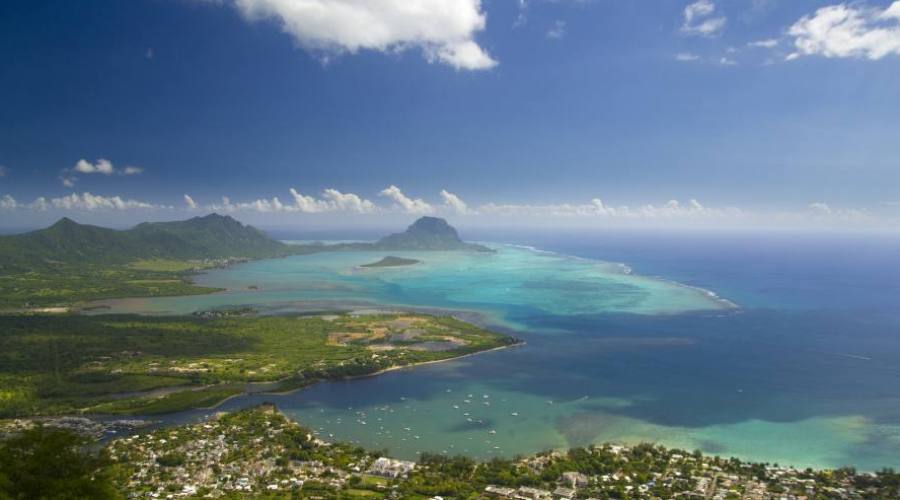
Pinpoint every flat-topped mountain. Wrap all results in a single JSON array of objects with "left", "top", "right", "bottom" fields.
[
  {"left": 0, "top": 214, "right": 293, "bottom": 271},
  {"left": 373, "top": 216, "right": 491, "bottom": 252}
]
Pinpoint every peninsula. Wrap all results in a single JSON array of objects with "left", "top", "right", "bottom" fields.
[{"left": 0, "top": 311, "right": 518, "bottom": 417}]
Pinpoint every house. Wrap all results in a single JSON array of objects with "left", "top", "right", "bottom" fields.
[
  {"left": 553, "top": 486, "right": 577, "bottom": 498},
  {"left": 485, "top": 485, "right": 517, "bottom": 497},
  {"left": 561, "top": 471, "right": 590, "bottom": 488},
  {"left": 368, "top": 457, "right": 416, "bottom": 478},
  {"left": 515, "top": 486, "right": 553, "bottom": 499}
]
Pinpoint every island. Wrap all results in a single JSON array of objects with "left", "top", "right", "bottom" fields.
[
  {"left": 360, "top": 256, "right": 421, "bottom": 268},
  {"left": 372, "top": 216, "right": 492, "bottom": 252}
]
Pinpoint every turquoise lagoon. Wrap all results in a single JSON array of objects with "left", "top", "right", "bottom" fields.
[{"left": 98, "top": 241, "right": 900, "bottom": 470}]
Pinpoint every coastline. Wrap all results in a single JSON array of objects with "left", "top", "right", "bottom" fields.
[
  {"left": 260, "top": 340, "right": 525, "bottom": 397},
  {"left": 70, "top": 324, "right": 524, "bottom": 418}
]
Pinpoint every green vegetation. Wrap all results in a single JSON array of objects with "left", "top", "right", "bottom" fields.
[
  {"left": 0, "top": 265, "right": 221, "bottom": 309},
  {"left": 373, "top": 216, "right": 492, "bottom": 252},
  {"left": 127, "top": 259, "right": 201, "bottom": 272},
  {"left": 0, "top": 214, "right": 295, "bottom": 272},
  {"left": 0, "top": 214, "right": 489, "bottom": 309},
  {"left": 0, "top": 213, "right": 299, "bottom": 309},
  {"left": 0, "top": 426, "right": 119, "bottom": 499},
  {"left": 360, "top": 256, "right": 421, "bottom": 268},
  {"left": 0, "top": 313, "right": 517, "bottom": 417},
  {"left": 97, "top": 405, "right": 900, "bottom": 499}
]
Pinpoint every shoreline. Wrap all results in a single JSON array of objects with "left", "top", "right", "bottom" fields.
[
  {"left": 260, "top": 340, "right": 525, "bottom": 397},
  {"left": 69, "top": 332, "right": 524, "bottom": 418}
]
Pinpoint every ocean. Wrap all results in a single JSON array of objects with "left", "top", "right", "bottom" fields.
[{"left": 97, "top": 229, "right": 900, "bottom": 470}]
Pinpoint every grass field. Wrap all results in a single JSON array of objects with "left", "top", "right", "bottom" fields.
[{"left": 0, "top": 312, "right": 517, "bottom": 417}]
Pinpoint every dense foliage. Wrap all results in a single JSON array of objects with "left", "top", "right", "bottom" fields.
[
  {"left": 0, "top": 313, "right": 516, "bottom": 417},
  {"left": 0, "top": 426, "right": 119, "bottom": 499}
]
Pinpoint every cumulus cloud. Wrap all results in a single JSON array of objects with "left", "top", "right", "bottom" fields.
[
  {"left": 225, "top": 0, "right": 497, "bottom": 70},
  {"left": 74, "top": 158, "right": 115, "bottom": 175},
  {"left": 208, "top": 188, "right": 377, "bottom": 214},
  {"left": 48, "top": 192, "right": 159, "bottom": 211},
  {"left": 440, "top": 190, "right": 471, "bottom": 215},
  {"left": 379, "top": 185, "right": 434, "bottom": 214},
  {"left": 787, "top": 1, "right": 900, "bottom": 60},
  {"left": 1, "top": 192, "right": 163, "bottom": 211},
  {"left": 0, "top": 194, "right": 17, "bottom": 210},
  {"left": 63, "top": 158, "right": 144, "bottom": 186},
  {"left": 288, "top": 188, "right": 329, "bottom": 213},
  {"left": 184, "top": 194, "right": 199, "bottom": 210},
  {"left": 322, "top": 188, "right": 376, "bottom": 213},
  {"left": 682, "top": 0, "right": 726, "bottom": 37}
]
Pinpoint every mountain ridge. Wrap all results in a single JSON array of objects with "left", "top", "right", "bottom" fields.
[
  {"left": 0, "top": 214, "right": 490, "bottom": 272},
  {"left": 0, "top": 213, "right": 293, "bottom": 271}
]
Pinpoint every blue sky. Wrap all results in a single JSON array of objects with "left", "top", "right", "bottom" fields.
[{"left": 2, "top": 0, "right": 900, "bottom": 229}]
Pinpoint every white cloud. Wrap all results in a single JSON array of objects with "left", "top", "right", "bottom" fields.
[
  {"left": 0, "top": 194, "right": 17, "bottom": 210},
  {"left": 209, "top": 188, "right": 377, "bottom": 214},
  {"left": 65, "top": 158, "right": 144, "bottom": 184},
  {"left": 546, "top": 20, "right": 566, "bottom": 39},
  {"left": 0, "top": 165, "right": 8, "bottom": 177},
  {"left": 675, "top": 52, "right": 700, "bottom": 61},
  {"left": 48, "top": 192, "right": 160, "bottom": 211},
  {"left": 682, "top": 0, "right": 726, "bottom": 37},
  {"left": 288, "top": 188, "right": 330, "bottom": 213},
  {"left": 787, "top": 1, "right": 900, "bottom": 60},
  {"left": 184, "top": 194, "right": 199, "bottom": 210},
  {"left": 227, "top": 0, "right": 497, "bottom": 70},
  {"left": 322, "top": 188, "right": 376, "bottom": 213},
  {"left": 718, "top": 56, "right": 737, "bottom": 65},
  {"left": 30, "top": 197, "right": 49, "bottom": 211},
  {"left": 748, "top": 38, "right": 779, "bottom": 49},
  {"left": 74, "top": 158, "right": 115, "bottom": 175},
  {"left": 379, "top": 185, "right": 434, "bottom": 214},
  {"left": 440, "top": 190, "right": 471, "bottom": 215}
]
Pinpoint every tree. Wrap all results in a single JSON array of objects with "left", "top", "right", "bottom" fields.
[{"left": 0, "top": 426, "right": 120, "bottom": 500}]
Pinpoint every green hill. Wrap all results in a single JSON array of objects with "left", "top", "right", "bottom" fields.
[
  {"left": 0, "top": 214, "right": 292, "bottom": 272},
  {"left": 374, "top": 216, "right": 491, "bottom": 252}
]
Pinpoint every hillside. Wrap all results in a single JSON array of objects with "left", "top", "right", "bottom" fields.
[
  {"left": 0, "top": 214, "right": 293, "bottom": 272},
  {"left": 373, "top": 216, "right": 491, "bottom": 252}
]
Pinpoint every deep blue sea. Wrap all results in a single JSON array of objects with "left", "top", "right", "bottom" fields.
[{"left": 100, "top": 229, "right": 900, "bottom": 470}]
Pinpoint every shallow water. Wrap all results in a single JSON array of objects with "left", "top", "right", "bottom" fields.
[{"left": 98, "top": 235, "right": 900, "bottom": 470}]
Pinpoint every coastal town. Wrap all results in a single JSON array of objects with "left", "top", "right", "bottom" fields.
[{"left": 91, "top": 405, "right": 899, "bottom": 499}]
